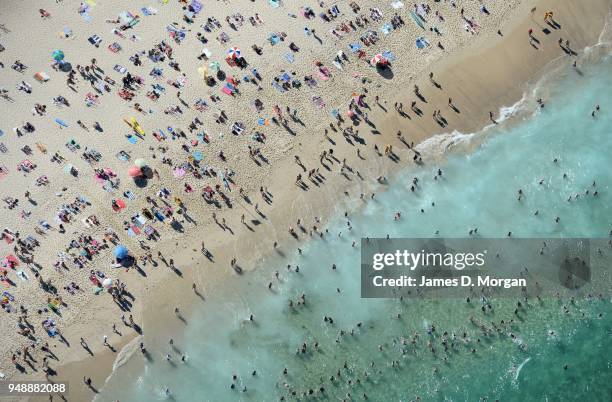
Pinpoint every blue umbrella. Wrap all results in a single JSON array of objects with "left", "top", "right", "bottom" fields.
[
  {"left": 113, "top": 245, "right": 129, "bottom": 259},
  {"left": 52, "top": 50, "right": 65, "bottom": 61},
  {"left": 192, "top": 150, "right": 203, "bottom": 161}
]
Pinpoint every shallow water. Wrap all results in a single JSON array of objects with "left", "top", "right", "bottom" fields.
[{"left": 98, "top": 45, "right": 612, "bottom": 401}]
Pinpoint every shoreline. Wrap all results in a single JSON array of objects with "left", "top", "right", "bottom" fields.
[
  {"left": 86, "top": 1, "right": 611, "bottom": 399},
  {"left": 0, "top": 0, "right": 608, "bottom": 400}
]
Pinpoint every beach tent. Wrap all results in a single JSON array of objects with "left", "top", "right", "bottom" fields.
[
  {"left": 102, "top": 278, "right": 113, "bottom": 289},
  {"left": 268, "top": 33, "right": 281, "bottom": 45},
  {"left": 52, "top": 50, "right": 65, "bottom": 61},
  {"left": 114, "top": 245, "right": 129, "bottom": 259},
  {"left": 34, "top": 72, "right": 50, "bottom": 82}
]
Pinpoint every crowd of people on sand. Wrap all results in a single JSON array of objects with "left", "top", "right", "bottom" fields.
[{"left": 0, "top": 0, "right": 606, "bottom": 398}]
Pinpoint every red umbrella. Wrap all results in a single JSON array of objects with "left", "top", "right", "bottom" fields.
[
  {"left": 369, "top": 54, "right": 387, "bottom": 66},
  {"left": 128, "top": 166, "right": 142, "bottom": 177}
]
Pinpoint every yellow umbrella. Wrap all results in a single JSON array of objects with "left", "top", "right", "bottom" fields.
[{"left": 197, "top": 65, "right": 208, "bottom": 78}]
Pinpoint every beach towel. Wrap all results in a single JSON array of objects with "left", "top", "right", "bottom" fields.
[
  {"left": 416, "top": 37, "right": 430, "bottom": 49},
  {"left": 280, "top": 73, "right": 291, "bottom": 83},
  {"left": 381, "top": 24, "right": 393, "bottom": 35},
  {"left": 349, "top": 43, "right": 362, "bottom": 53},
  {"left": 410, "top": 11, "right": 425, "bottom": 29},
  {"left": 116, "top": 151, "right": 130, "bottom": 161},
  {"left": 88, "top": 35, "right": 102, "bottom": 46},
  {"left": 135, "top": 215, "right": 147, "bottom": 227},
  {"left": 284, "top": 53, "right": 295, "bottom": 63},
  {"left": 191, "top": 0, "right": 203, "bottom": 13},
  {"left": 173, "top": 168, "right": 186, "bottom": 178},
  {"left": 144, "top": 225, "right": 156, "bottom": 236},
  {"left": 318, "top": 67, "right": 330, "bottom": 81},
  {"left": 221, "top": 86, "right": 233, "bottom": 96},
  {"left": 271, "top": 82, "right": 286, "bottom": 93}
]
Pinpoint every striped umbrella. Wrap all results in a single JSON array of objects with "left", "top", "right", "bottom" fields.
[{"left": 227, "top": 47, "right": 241, "bottom": 59}]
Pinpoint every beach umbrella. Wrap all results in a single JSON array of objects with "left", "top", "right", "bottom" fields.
[
  {"left": 197, "top": 65, "right": 208, "bottom": 78},
  {"left": 369, "top": 54, "right": 387, "bottom": 66},
  {"left": 63, "top": 164, "right": 74, "bottom": 174},
  {"left": 101, "top": 278, "right": 113, "bottom": 289},
  {"left": 227, "top": 47, "right": 241, "bottom": 59},
  {"left": 192, "top": 150, "right": 203, "bottom": 161},
  {"left": 52, "top": 50, "right": 65, "bottom": 61},
  {"left": 134, "top": 158, "right": 148, "bottom": 168},
  {"left": 128, "top": 166, "right": 142, "bottom": 177},
  {"left": 114, "top": 245, "right": 129, "bottom": 259},
  {"left": 208, "top": 61, "right": 220, "bottom": 73}
]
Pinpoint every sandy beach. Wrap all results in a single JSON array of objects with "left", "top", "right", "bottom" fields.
[{"left": 0, "top": 0, "right": 610, "bottom": 400}]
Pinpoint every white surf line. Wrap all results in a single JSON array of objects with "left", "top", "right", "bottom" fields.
[{"left": 514, "top": 357, "right": 531, "bottom": 381}]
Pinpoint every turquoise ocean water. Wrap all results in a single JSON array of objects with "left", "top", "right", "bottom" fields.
[{"left": 97, "top": 36, "right": 612, "bottom": 402}]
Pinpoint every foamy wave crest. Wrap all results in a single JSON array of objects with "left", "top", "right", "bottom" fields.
[
  {"left": 112, "top": 335, "right": 142, "bottom": 371},
  {"left": 583, "top": 10, "right": 612, "bottom": 61},
  {"left": 416, "top": 92, "right": 530, "bottom": 158},
  {"left": 415, "top": 130, "right": 475, "bottom": 155}
]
